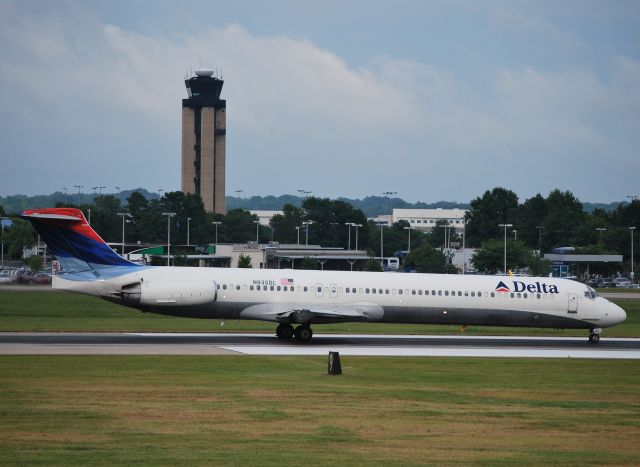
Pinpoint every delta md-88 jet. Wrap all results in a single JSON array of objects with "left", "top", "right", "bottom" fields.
[{"left": 23, "top": 208, "right": 626, "bottom": 344}]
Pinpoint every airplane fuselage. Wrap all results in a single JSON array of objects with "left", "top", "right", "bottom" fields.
[{"left": 55, "top": 266, "right": 626, "bottom": 331}]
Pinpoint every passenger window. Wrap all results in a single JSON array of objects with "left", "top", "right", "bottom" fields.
[
  {"left": 379, "top": 289, "right": 383, "bottom": 294},
  {"left": 418, "top": 290, "right": 423, "bottom": 295},
  {"left": 491, "top": 292, "right": 495, "bottom": 297},
  {"left": 303, "top": 286, "right": 308, "bottom": 292},
  {"left": 256, "top": 285, "right": 261, "bottom": 291},
  {"left": 236, "top": 285, "right": 241, "bottom": 291},
  {"left": 438, "top": 290, "right": 442, "bottom": 296},
  {"left": 277, "top": 286, "right": 281, "bottom": 291},
  {"left": 346, "top": 287, "right": 350, "bottom": 293},
  {"left": 523, "top": 293, "right": 527, "bottom": 298},
  {"left": 359, "top": 288, "right": 363, "bottom": 293},
  {"left": 366, "top": 288, "right": 370, "bottom": 294},
  {"left": 471, "top": 292, "right": 475, "bottom": 297},
  {"left": 317, "top": 286, "right": 322, "bottom": 293},
  {"left": 516, "top": 293, "right": 521, "bottom": 298},
  {"left": 398, "top": 289, "right": 403, "bottom": 295},
  {"left": 250, "top": 285, "right": 254, "bottom": 291},
  {"left": 510, "top": 293, "right": 515, "bottom": 298},
  {"left": 432, "top": 290, "right": 436, "bottom": 295},
  {"left": 412, "top": 290, "right": 416, "bottom": 295},
  {"left": 270, "top": 286, "right": 275, "bottom": 291},
  {"left": 537, "top": 293, "right": 541, "bottom": 299},
  {"left": 385, "top": 289, "right": 390, "bottom": 295},
  {"left": 223, "top": 284, "right": 227, "bottom": 290},
  {"left": 445, "top": 291, "right": 449, "bottom": 296}
]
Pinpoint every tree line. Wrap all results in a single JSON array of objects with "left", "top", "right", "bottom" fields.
[{"left": 1, "top": 187, "right": 638, "bottom": 276}]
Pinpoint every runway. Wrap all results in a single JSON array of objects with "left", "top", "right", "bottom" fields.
[{"left": 1, "top": 332, "right": 639, "bottom": 359}]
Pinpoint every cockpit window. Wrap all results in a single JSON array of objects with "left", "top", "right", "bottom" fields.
[{"left": 584, "top": 287, "right": 598, "bottom": 300}]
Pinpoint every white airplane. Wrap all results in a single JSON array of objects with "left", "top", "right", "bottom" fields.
[{"left": 23, "top": 208, "right": 626, "bottom": 344}]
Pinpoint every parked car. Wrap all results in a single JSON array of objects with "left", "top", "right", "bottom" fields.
[
  {"left": 0, "top": 270, "right": 11, "bottom": 284},
  {"left": 597, "top": 278, "right": 617, "bottom": 288},
  {"left": 32, "top": 272, "right": 52, "bottom": 285},
  {"left": 613, "top": 277, "right": 632, "bottom": 288}
]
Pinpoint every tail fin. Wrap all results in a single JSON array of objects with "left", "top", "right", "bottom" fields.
[{"left": 21, "top": 208, "right": 141, "bottom": 276}]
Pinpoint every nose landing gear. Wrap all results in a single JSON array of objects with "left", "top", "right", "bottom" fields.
[
  {"left": 588, "top": 328, "right": 602, "bottom": 344},
  {"left": 276, "top": 323, "right": 313, "bottom": 342}
]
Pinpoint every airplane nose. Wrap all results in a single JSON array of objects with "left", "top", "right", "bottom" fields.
[{"left": 610, "top": 302, "right": 627, "bottom": 326}]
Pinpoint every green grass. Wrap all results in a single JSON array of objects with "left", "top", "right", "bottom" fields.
[
  {"left": 1, "top": 289, "right": 640, "bottom": 336},
  {"left": 0, "top": 356, "right": 638, "bottom": 465}
]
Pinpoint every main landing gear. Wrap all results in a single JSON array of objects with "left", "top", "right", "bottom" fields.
[
  {"left": 588, "top": 328, "right": 602, "bottom": 344},
  {"left": 276, "top": 323, "right": 313, "bottom": 342}
]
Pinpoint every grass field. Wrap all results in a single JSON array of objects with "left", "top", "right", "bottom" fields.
[
  {"left": 1, "top": 289, "right": 639, "bottom": 337},
  {"left": 1, "top": 356, "right": 639, "bottom": 465}
]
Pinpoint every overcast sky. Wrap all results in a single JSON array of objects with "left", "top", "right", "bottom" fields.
[{"left": 1, "top": 0, "right": 639, "bottom": 203}]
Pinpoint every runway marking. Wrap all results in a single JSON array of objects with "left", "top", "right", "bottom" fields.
[{"left": 218, "top": 345, "right": 640, "bottom": 359}]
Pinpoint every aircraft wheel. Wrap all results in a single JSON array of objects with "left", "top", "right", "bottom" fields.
[
  {"left": 276, "top": 324, "right": 294, "bottom": 339},
  {"left": 589, "top": 333, "right": 600, "bottom": 344},
  {"left": 294, "top": 325, "right": 313, "bottom": 342}
]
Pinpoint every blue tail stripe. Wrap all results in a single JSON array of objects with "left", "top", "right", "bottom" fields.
[{"left": 28, "top": 217, "right": 138, "bottom": 269}]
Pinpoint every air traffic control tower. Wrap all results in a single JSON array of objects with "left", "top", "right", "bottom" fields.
[{"left": 181, "top": 70, "right": 226, "bottom": 214}]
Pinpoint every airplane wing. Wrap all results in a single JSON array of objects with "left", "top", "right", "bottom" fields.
[{"left": 239, "top": 302, "right": 384, "bottom": 324}]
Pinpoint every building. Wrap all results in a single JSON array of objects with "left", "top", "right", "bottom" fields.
[
  {"left": 181, "top": 70, "right": 227, "bottom": 214},
  {"left": 250, "top": 210, "right": 283, "bottom": 226},
  {"left": 392, "top": 208, "right": 466, "bottom": 231}
]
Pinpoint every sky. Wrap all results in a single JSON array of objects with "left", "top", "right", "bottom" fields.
[{"left": 0, "top": 0, "right": 639, "bottom": 203}]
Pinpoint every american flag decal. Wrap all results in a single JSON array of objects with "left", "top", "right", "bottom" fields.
[{"left": 280, "top": 278, "right": 294, "bottom": 285}]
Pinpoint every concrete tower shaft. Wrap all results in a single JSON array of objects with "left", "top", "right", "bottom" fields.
[{"left": 181, "top": 70, "right": 226, "bottom": 214}]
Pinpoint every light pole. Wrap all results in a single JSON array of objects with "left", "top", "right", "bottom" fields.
[
  {"left": 0, "top": 216, "right": 8, "bottom": 266},
  {"left": 87, "top": 209, "right": 91, "bottom": 225},
  {"left": 513, "top": 229, "right": 517, "bottom": 243},
  {"left": 536, "top": 226, "right": 544, "bottom": 256},
  {"left": 186, "top": 217, "right": 191, "bottom": 246},
  {"left": 74, "top": 185, "right": 83, "bottom": 194},
  {"left": 345, "top": 222, "right": 353, "bottom": 250},
  {"left": 382, "top": 191, "right": 397, "bottom": 219},
  {"left": 162, "top": 212, "right": 176, "bottom": 266},
  {"left": 630, "top": 227, "right": 636, "bottom": 281},
  {"left": 297, "top": 189, "right": 312, "bottom": 199},
  {"left": 235, "top": 189, "right": 243, "bottom": 198},
  {"left": 596, "top": 227, "right": 607, "bottom": 243},
  {"left": 354, "top": 223, "right": 362, "bottom": 250},
  {"left": 302, "top": 221, "right": 313, "bottom": 245},
  {"left": 498, "top": 223, "right": 513, "bottom": 274},
  {"left": 462, "top": 219, "right": 466, "bottom": 275},
  {"left": 212, "top": 221, "right": 221, "bottom": 244},
  {"left": 253, "top": 220, "right": 260, "bottom": 243},
  {"left": 404, "top": 226, "right": 412, "bottom": 253},
  {"left": 117, "top": 213, "right": 130, "bottom": 256},
  {"left": 378, "top": 222, "right": 385, "bottom": 268},
  {"left": 442, "top": 222, "right": 449, "bottom": 250},
  {"left": 295, "top": 226, "right": 300, "bottom": 245}
]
